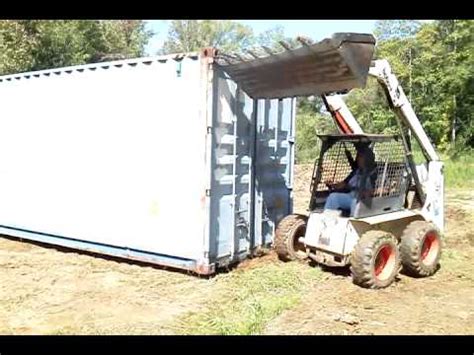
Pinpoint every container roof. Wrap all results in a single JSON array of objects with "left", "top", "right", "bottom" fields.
[
  {"left": 216, "top": 33, "right": 376, "bottom": 99},
  {"left": 0, "top": 52, "right": 200, "bottom": 82}
]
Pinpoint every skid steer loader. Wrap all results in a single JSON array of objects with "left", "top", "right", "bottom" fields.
[
  {"left": 217, "top": 32, "right": 443, "bottom": 288},
  {"left": 275, "top": 59, "right": 444, "bottom": 289}
]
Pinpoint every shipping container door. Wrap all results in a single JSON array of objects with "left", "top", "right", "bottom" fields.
[
  {"left": 209, "top": 69, "right": 253, "bottom": 261},
  {"left": 254, "top": 98, "right": 296, "bottom": 246}
]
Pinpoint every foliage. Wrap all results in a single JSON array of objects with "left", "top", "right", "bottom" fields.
[
  {"left": 160, "top": 20, "right": 298, "bottom": 56},
  {"left": 0, "top": 20, "right": 36, "bottom": 74},
  {"left": 374, "top": 20, "right": 422, "bottom": 40},
  {"left": 160, "top": 20, "right": 254, "bottom": 54},
  {"left": 295, "top": 97, "right": 337, "bottom": 163},
  {"left": 344, "top": 20, "right": 473, "bottom": 151},
  {"left": 0, "top": 20, "right": 152, "bottom": 75}
]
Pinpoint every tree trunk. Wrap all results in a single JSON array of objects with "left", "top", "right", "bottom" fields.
[
  {"left": 409, "top": 45, "right": 413, "bottom": 103},
  {"left": 451, "top": 95, "right": 456, "bottom": 147},
  {"left": 451, "top": 30, "right": 457, "bottom": 148}
]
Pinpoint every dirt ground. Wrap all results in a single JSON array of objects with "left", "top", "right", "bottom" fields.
[{"left": 0, "top": 164, "right": 473, "bottom": 335}]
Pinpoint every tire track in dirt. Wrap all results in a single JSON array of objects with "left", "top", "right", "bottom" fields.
[{"left": 264, "top": 260, "right": 473, "bottom": 335}]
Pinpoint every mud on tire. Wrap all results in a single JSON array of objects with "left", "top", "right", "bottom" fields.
[
  {"left": 275, "top": 214, "right": 308, "bottom": 262},
  {"left": 350, "top": 230, "right": 400, "bottom": 289},
  {"left": 400, "top": 221, "right": 442, "bottom": 277}
]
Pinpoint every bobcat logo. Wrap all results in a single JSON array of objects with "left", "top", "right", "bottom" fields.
[{"left": 319, "top": 233, "right": 330, "bottom": 246}]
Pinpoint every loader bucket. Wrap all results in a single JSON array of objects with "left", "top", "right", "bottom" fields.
[{"left": 216, "top": 33, "right": 376, "bottom": 99}]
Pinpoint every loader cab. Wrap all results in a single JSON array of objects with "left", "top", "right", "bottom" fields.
[{"left": 309, "top": 134, "right": 411, "bottom": 219}]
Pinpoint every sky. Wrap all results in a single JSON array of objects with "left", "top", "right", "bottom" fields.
[{"left": 144, "top": 20, "right": 377, "bottom": 55}]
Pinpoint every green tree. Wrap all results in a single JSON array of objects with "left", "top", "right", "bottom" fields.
[
  {"left": 374, "top": 20, "right": 421, "bottom": 41},
  {"left": 160, "top": 20, "right": 254, "bottom": 54},
  {"left": 0, "top": 20, "right": 152, "bottom": 75},
  {"left": 160, "top": 20, "right": 296, "bottom": 56},
  {"left": 255, "top": 25, "right": 285, "bottom": 48},
  {"left": 26, "top": 20, "right": 91, "bottom": 70},
  {"left": 344, "top": 78, "right": 398, "bottom": 135},
  {"left": 345, "top": 20, "right": 474, "bottom": 151},
  {"left": 344, "top": 21, "right": 421, "bottom": 136},
  {"left": 0, "top": 20, "right": 36, "bottom": 74},
  {"left": 410, "top": 20, "right": 473, "bottom": 149},
  {"left": 29, "top": 20, "right": 152, "bottom": 70},
  {"left": 295, "top": 96, "right": 337, "bottom": 163}
]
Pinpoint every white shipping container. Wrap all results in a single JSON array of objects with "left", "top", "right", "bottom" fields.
[{"left": 0, "top": 51, "right": 296, "bottom": 274}]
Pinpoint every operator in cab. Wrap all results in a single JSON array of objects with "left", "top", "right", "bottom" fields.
[{"left": 324, "top": 145, "right": 376, "bottom": 216}]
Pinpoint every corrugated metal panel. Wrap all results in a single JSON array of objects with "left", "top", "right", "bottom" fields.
[
  {"left": 216, "top": 33, "right": 376, "bottom": 99},
  {"left": 0, "top": 52, "right": 200, "bottom": 82},
  {"left": 209, "top": 68, "right": 254, "bottom": 261}
]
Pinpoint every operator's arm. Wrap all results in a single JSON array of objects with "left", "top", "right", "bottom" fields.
[
  {"left": 326, "top": 181, "right": 347, "bottom": 191},
  {"left": 326, "top": 169, "right": 356, "bottom": 192}
]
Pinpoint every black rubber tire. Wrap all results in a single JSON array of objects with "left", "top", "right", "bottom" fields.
[
  {"left": 400, "top": 220, "right": 442, "bottom": 277},
  {"left": 350, "top": 230, "right": 400, "bottom": 289},
  {"left": 274, "top": 214, "right": 308, "bottom": 262}
]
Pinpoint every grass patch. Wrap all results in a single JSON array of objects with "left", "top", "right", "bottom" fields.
[
  {"left": 443, "top": 152, "right": 474, "bottom": 189},
  {"left": 442, "top": 248, "right": 465, "bottom": 263},
  {"left": 440, "top": 248, "right": 473, "bottom": 281},
  {"left": 172, "top": 262, "right": 322, "bottom": 335}
]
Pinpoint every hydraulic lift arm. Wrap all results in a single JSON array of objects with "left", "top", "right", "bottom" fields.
[
  {"left": 368, "top": 59, "right": 439, "bottom": 162},
  {"left": 322, "top": 94, "right": 363, "bottom": 134},
  {"left": 323, "top": 59, "right": 439, "bottom": 163}
]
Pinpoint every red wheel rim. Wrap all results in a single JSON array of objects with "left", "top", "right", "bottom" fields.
[
  {"left": 421, "top": 232, "right": 440, "bottom": 265},
  {"left": 374, "top": 245, "right": 396, "bottom": 281}
]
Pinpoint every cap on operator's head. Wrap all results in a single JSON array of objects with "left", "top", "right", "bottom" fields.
[{"left": 355, "top": 141, "right": 371, "bottom": 153}]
